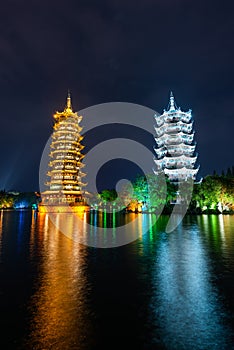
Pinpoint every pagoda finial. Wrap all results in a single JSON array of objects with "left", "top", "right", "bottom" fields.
[
  {"left": 66, "top": 90, "right": 72, "bottom": 110},
  {"left": 169, "top": 91, "right": 175, "bottom": 111}
]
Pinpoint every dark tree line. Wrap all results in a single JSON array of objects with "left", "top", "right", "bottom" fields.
[
  {"left": 213, "top": 165, "right": 234, "bottom": 178},
  {"left": 0, "top": 191, "right": 40, "bottom": 209}
]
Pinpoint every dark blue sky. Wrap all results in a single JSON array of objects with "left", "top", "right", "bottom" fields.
[{"left": 1, "top": 0, "right": 234, "bottom": 191}]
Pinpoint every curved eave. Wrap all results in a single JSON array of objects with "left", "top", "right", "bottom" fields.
[
  {"left": 77, "top": 171, "right": 86, "bottom": 177},
  {"left": 61, "top": 190, "right": 83, "bottom": 194},
  {"left": 49, "top": 159, "right": 83, "bottom": 165},
  {"left": 156, "top": 131, "right": 195, "bottom": 139},
  {"left": 50, "top": 149, "right": 84, "bottom": 155},
  {"left": 165, "top": 167, "right": 199, "bottom": 175},
  {"left": 51, "top": 140, "right": 82, "bottom": 147},
  {"left": 53, "top": 110, "right": 82, "bottom": 120},
  {"left": 54, "top": 120, "right": 80, "bottom": 128},
  {"left": 165, "top": 142, "right": 197, "bottom": 149},
  {"left": 162, "top": 154, "right": 197, "bottom": 161},
  {"left": 52, "top": 128, "right": 82, "bottom": 136},
  {"left": 155, "top": 120, "right": 193, "bottom": 133}
]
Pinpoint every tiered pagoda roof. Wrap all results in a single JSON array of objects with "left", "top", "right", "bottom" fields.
[
  {"left": 154, "top": 92, "right": 199, "bottom": 182},
  {"left": 41, "top": 92, "right": 87, "bottom": 204}
]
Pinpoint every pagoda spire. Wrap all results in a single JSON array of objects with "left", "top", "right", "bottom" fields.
[
  {"left": 169, "top": 91, "right": 175, "bottom": 111},
  {"left": 66, "top": 90, "right": 72, "bottom": 110}
]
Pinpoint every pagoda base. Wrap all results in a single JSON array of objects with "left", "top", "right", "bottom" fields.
[{"left": 38, "top": 204, "right": 90, "bottom": 213}]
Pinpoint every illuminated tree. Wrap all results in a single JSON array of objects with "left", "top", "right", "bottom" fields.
[
  {"left": 99, "top": 189, "right": 117, "bottom": 203},
  {"left": 190, "top": 175, "right": 234, "bottom": 212},
  {"left": 128, "top": 173, "right": 176, "bottom": 212},
  {"left": 0, "top": 191, "right": 14, "bottom": 208}
]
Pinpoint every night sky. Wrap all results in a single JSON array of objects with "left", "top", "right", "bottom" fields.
[{"left": 1, "top": 0, "right": 234, "bottom": 191}]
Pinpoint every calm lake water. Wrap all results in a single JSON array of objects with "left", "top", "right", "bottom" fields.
[{"left": 0, "top": 210, "right": 234, "bottom": 349}]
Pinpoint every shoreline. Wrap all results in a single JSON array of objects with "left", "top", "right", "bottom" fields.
[{"left": 1, "top": 207, "right": 233, "bottom": 215}]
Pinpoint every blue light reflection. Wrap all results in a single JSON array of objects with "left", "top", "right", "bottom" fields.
[{"left": 150, "top": 221, "right": 231, "bottom": 349}]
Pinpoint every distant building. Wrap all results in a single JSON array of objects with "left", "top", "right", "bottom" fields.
[
  {"left": 39, "top": 93, "right": 88, "bottom": 212},
  {"left": 154, "top": 92, "right": 199, "bottom": 182}
]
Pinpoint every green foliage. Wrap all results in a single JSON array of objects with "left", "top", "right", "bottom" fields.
[
  {"left": 99, "top": 189, "right": 117, "bottom": 203},
  {"left": 126, "top": 173, "right": 234, "bottom": 214},
  {"left": 130, "top": 173, "right": 176, "bottom": 212},
  {"left": 190, "top": 175, "right": 234, "bottom": 212},
  {"left": 219, "top": 177, "right": 234, "bottom": 210},
  {"left": 0, "top": 191, "right": 14, "bottom": 208},
  {"left": 132, "top": 175, "right": 148, "bottom": 203}
]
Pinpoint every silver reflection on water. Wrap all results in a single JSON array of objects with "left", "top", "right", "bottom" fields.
[{"left": 151, "top": 217, "right": 231, "bottom": 349}]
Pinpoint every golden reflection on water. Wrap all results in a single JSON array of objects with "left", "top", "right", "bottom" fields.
[
  {"left": 0, "top": 210, "right": 3, "bottom": 234},
  {"left": 26, "top": 211, "right": 146, "bottom": 348},
  {"left": 27, "top": 213, "right": 93, "bottom": 350},
  {"left": 45, "top": 211, "right": 145, "bottom": 248}
]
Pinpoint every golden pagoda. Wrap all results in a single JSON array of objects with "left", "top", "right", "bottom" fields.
[{"left": 39, "top": 92, "right": 89, "bottom": 213}]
